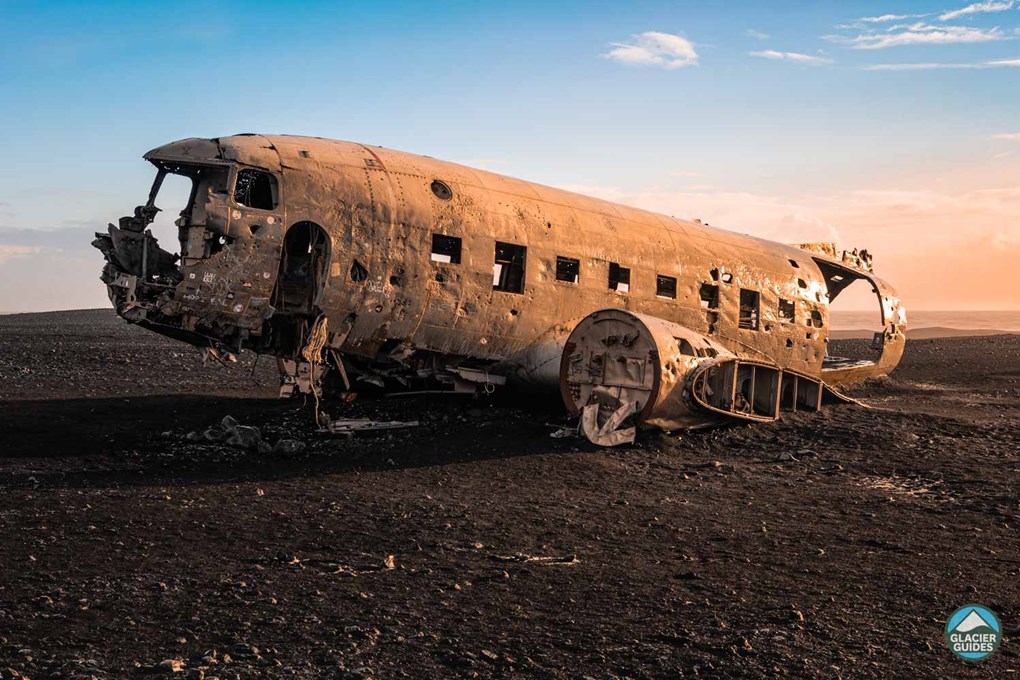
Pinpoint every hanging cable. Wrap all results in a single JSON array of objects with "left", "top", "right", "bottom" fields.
[{"left": 301, "top": 314, "right": 330, "bottom": 426}]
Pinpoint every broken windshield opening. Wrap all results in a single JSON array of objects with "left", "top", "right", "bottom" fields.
[
  {"left": 145, "top": 163, "right": 232, "bottom": 262},
  {"left": 147, "top": 170, "right": 195, "bottom": 258}
]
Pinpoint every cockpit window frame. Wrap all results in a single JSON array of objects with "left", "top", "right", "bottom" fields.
[{"left": 230, "top": 166, "right": 281, "bottom": 212}]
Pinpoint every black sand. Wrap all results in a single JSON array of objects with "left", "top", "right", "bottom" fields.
[{"left": 0, "top": 310, "right": 1017, "bottom": 678}]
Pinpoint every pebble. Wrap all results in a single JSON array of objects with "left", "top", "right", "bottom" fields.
[{"left": 158, "top": 658, "right": 184, "bottom": 673}]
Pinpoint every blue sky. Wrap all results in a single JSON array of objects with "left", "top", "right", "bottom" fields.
[{"left": 2, "top": 0, "right": 1019, "bottom": 310}]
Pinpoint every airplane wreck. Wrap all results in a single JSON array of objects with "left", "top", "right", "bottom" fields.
[{"left": 93, "top": 134, "right": 907, "bottom": 445}]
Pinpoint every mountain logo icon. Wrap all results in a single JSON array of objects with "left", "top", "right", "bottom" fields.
[{"left": 945, "top": 604, "right": 1002, "bottom": 661}]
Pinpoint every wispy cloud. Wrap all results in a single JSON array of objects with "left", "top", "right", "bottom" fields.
[
  {"left": 829, "top": 22, "right": 1007, "bottom": 49},
  {"left": 603, "top": 31, "right": 699, "bottom": 69},
  {"left": 866, "top": 57, "right": 1020, "bottom": 70},
  {"left": 856, "top": 13, "right": 932, "bottom": 23},
  {"left": 939, "top": 1, "right": 1014, "bottom": 21},
  {"left": 0, "top": 244, "right": 42, "bottom": 263},
  {"left": 746, "top": 29, "right": 770, "bottom": 40},
  {"left": 750, "top": 50, "right": 834, "bottom": 65},
  {"left": 853, "top": 2, "right": 1014, "bottom": 25},
  {"left": 992, "top": 132, "right": 1020, "bottom": 141},
  {"left": 866, "top": 62, "right": 975, "bottom": 70}
]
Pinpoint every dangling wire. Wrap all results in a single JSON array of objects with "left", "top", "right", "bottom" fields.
[
  {"left": 249, "top": 352, "right": 261, "bottom": 384},
  {"left": 301, "top": 314, "right": 330, "bottom": 426}
]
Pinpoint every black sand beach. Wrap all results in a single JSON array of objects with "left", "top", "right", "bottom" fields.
[{"left": 0, "top": 310, "right": 1017, "bottom": 678}]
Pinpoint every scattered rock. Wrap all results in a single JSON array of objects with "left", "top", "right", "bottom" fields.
[
  {"left": 273, "top": 439, "right": 306, "bottom": 455},
  {"left": 225, "top": 425, "right": 262, "bottom": 450},
  {"left": 157, "top": 658, "right": 184, "bottom": 673}
]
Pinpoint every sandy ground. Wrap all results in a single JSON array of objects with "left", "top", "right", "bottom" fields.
[{"left": 0, "top": 310, "right": 1017, "bottom": 678}]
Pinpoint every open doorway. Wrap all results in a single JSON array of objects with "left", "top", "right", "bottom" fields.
[
  {"left": 273, "top": 221, "right": 330, "bottom": 315},
  {"left": 814, "top": 258, "right": 885, "bottom": 368}
]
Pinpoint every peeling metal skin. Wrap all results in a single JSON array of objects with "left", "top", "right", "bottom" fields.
[{"left": 92, "top": 134, "right": 906, "bottom": 437}]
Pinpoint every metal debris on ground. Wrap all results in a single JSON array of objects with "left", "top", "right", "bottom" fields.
[
  {"left": 317, "top": 418, "right": 420, "bottom": 436},
  {"left": 549, "top": 426, "right": 578, "bottom": 439},
  {"left": 184, "top": 415, "right": 305, "bottom": 454},
  {"left": 493, "top": 553, "right": 580, "bottom": 566},
  {"left": 579, "top": 402, "right": 637, "bottom": 447}
]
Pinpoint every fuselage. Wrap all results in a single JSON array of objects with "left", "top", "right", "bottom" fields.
[{"left": 94, "top": 134, "right": 906, "bottom": 394}]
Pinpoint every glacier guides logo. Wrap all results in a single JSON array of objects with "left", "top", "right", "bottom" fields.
[{"left": 945, "top": 604, "right": 1001, "bottom": 661}]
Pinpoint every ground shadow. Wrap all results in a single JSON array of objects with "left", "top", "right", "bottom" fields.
[{"left": 0, "top": 392, "right": 581, "bottom": 490}]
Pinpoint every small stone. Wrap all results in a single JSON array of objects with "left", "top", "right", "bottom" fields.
[
  {"left": 220, "top": 415, "right": 239, "bottom": 431},
  {"left": 225, "top": 425, "right": 261, "bottom": 449},
  {"left": 384, "top": 555, "right": 396, "bottom": 570},
  {"left": 776, "top": 452, "right": 797, "bottom": 462},
  {"left": 273, "top": 439, "right": 306, "bottom": 455},
  {"left": 157, "top": 658, "right": 184, "bottom": 673}
]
